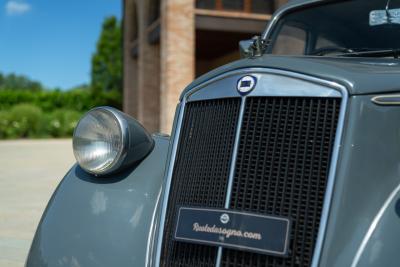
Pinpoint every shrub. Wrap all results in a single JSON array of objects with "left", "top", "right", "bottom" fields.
[
  {"left": 62, "top": 110, "right": 82, "bottom": 136},
  {"left": 0, "top": 111, "right": 10, "bottom": 139},
  {"left": 0, "top": 89, "right": 121, "bottom": 113},
  {"left": 44, "top": 109, "right": 81, "bottom": 137},
  {"left": 4, "top": 104, "right": 43, "bottom": 138},
  {"left": 0, "top": 105, "right": 83, "bottom": 139},
  {"left": 0, "top": 88, "right": 121, "bottom": 139}
]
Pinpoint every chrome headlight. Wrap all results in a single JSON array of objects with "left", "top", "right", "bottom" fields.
[{"left": 73, "top": 107, "right": 154, "bottom": 175}]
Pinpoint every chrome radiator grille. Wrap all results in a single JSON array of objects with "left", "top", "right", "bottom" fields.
[
  {"left": 159, "top": 96, "right": 341, "bottom": 267},
  {"left": 221, "top": 97, "right": 341, "bottom": 267},
  {"left": 160, "top": 98, "right": 241, "bottom": 266}
]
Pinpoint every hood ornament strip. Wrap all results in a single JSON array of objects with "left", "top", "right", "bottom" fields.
[{"left": 372, "top": 95, "right": 400, "bottom": 105}]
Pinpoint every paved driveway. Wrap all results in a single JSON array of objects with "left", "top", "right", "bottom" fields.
[{"left": 0, "top": 139, "right": 75, "bottom": 267}]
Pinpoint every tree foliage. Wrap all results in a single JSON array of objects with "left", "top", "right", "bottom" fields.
[
  {"left": 0, "top": 73, "right": 43, "bottom": 91},
  {"left": 91, "top": 16, "right": 122, "bottom": 93},
  {"left": 0, "top": 16, "right": 123, "bottom": 139}
]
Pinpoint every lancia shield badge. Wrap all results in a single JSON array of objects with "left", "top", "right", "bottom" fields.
[
  {"left": 237, "top": 75, "right": 257, "bottom": 95},
  {"left": 220, "top": 213, "right": 230, "bottom": 224}
]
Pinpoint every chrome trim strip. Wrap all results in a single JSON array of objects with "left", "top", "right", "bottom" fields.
[
  {"left": 351, "top": 182, "right": 400, "bottom": 267},
  {"left": 215, "top": 245, "right": 223, "bottom": 266},
  {"left": 187, "top": 68, "right": 344, "bottom": 102},
  {"left": 215, "top": 96, "right": 246, "bottom": 266},
  {"left": 224, "top": 98, "right": 246, "bottom": 209},
  {"left": 145, "top": 190, "right": 162, "bottom": 267},
  {"left": 311, "top": 83, "right": 348, "bottom": 267},
  {"left": 153, "top": 101, "right": 186, "bottom": 267},
  {"left": 153, "top": 67, "right": 349, "bottom": 267},
  {"left": 371, "top": 94, "right": 400, "bottom": 106}
]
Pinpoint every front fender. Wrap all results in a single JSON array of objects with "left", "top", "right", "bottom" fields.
[
  {"left": 352, "top": 185, "right": 400, "bottom": 267},
  {"left": 26, "top": 135, "right": 169, "bottom": 267}
]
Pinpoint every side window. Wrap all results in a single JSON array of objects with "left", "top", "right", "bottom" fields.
[
  {"left": 315, "top": 35, "right": 341, "bottom": 49},
  {"left": 272, "top": 24, "right": 307, "bottom": 55}
]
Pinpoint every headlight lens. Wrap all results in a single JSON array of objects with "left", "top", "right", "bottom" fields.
[{"left": 73, "top": 108, "right": 125, "bottom": 175}]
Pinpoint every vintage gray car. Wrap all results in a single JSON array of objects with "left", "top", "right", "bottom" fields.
[{"left": 27, "top": 0, "right": 400, "bottom": 266}]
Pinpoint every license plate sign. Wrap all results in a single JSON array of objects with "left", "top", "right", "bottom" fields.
[{"left": 174, "top": 207, "right": 291, "bottom": 257}]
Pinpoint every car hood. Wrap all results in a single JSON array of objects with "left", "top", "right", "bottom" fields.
[{"left": 181, "top": 55, "right": 400, "bottom": 99}]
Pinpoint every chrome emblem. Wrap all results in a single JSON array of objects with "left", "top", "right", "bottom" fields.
[
  {"left": 237, "top": 75, "right": 257, "bottom": 94},
  {"left": 220, "top": 213, "right": 230, "bottom": 224}
]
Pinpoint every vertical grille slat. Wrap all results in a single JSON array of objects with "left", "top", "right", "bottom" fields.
[
  {"left": 161, "top": 98, "right": 241, "bottom": 267},
  {"left": 160, "top": 95, "right": 341, "bottom": 267},
  {"left": 221, "top": 97, "right": 341, "bottom": 267}
]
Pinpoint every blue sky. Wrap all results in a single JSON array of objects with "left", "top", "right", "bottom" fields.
[{"left": 0, "top": 0, "right": 122, "bottom": 90}]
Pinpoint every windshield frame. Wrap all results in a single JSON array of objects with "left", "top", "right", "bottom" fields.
[
  {"left": 261, "top": 0, "right": 329, "bottom": 42},
  {"left": 262, "top": 0, "right": 400, "bottom": 57}
]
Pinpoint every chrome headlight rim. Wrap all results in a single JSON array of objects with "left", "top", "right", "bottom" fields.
[{"left": 73, "top": 106, "right": 129, "bottom": 176}]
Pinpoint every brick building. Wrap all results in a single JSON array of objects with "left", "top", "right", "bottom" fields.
[{"left": 123, "top": 0, "right": 287, "bottom": 133}]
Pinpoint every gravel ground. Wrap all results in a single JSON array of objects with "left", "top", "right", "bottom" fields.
[{"left": 0, "top": 139, "right": 75, "bottom": 267}]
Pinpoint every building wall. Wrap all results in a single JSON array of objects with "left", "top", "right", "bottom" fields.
[
  {"left": 123, "top": 0, "right": 287, "bottom": 134},
  {"left": 137, "top": 0, "right": 161, "bottom": 133},
  {"left": 123, "top": 0, "right": 138, "bottom": 117},
  {"left": 160, "top": 0, "right": 195, "bottom": 133}
]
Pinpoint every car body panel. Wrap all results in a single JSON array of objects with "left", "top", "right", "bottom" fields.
[
  {"left": 27, "top": 70, "right": 400, "bottom": 267},
  {"left": 26, "top": 0, "right": 400, "bottom": 265},
  {"left": 26, "top": 135, "right": 169, "bottom": 267},
  {"left": 354, "top": 186, "right": 400, "bottom": 267},
  {"left": 320, "top": 95, "right": 400, "bottom": 267}
]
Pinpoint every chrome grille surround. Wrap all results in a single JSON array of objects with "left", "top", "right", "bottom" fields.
[{"left": 152, "top": 68, "right": 349, "bottom": 267}]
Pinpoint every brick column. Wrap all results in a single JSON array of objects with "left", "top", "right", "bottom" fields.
[
  {"left": 274, "top": 0, "right": 288, "bottom": 9},
  {"left": 123, "top": 59, "right": 138, "bottom": 117},
  {"left": 160, "top": 0, "right": 195, "bottom": 134},
  {"left": 123, "top": 0, "right": 139, "bottom": 117},
  {"left": 136, "top": 1, "right": 161, "bottom": 133}
]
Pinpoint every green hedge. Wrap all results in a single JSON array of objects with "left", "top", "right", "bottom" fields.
[
  {"left": 0, "top": 104, "right": 82, "bottom": 139},
  {"left": 0, "top": 89, "right": 121, "bottom": 112},
  {"left": 0, "top": 89, "right": 122, "bottom": 139}
]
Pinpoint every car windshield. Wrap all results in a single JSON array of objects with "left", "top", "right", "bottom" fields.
[{"left": 268, "top": 0, "right": 400, "bottom": 57}]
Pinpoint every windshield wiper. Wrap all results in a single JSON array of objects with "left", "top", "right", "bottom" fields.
[{"left": 337, "top": 49, "right": 400, "bottom": 58}]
